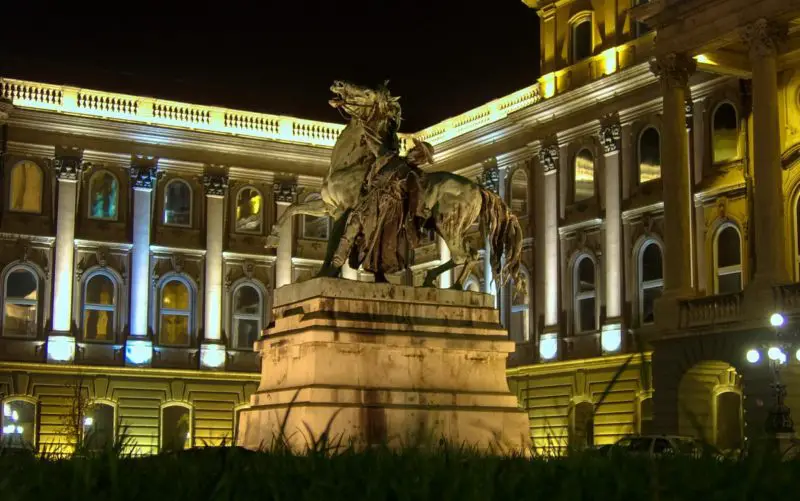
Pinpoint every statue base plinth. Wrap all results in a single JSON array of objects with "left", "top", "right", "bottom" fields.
[{"left": 237, "top": 278, "right": 530, "bottom": 453}]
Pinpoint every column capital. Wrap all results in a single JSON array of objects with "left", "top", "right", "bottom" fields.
[
  {"left": 538, "top": 144, "right": 559, "bottom": 173},
  {"left": 477, "top": 164, "right": 500, "bottom": 193},
  {"left": 741, "top": 18, "right": 787, "bottom": 58},
  {"left": 203, "top": 174, "right": 229, "bottom": 197},
  {"left": 53, "top": 156, "right": 86, "bottom": 181},
  {"left": 600, "top": 122, "right": 622, "bottom": 154},
  {"left": 273, "top": 180, "right": 297, "bottom": 204},
  {"left": 130, "top": 166, "right": 160, "bottom": 190},
  {"left": 650, "top": 52, "right": 696, "bottom": 89}
]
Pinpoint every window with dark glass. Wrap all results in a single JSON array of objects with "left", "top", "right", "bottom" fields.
[
  {"left": 164, "top": 180, "right": 192, "bottom": 226},
  {"left": 575, "top": 257, "right": 597, "bottom": 333},
  {"left": 235, "top": 187, "right": 263, "bottom": 233},
  {"left": 716, "top": 226, "right": 742, "bottom": 294},
  {"left": 302, "top": 194, "right": 330, "bottom": 240},
  {"left": 639, "top": 242, "right": 663, "bottom": 324},
  {"left": 1, "top": 400, "right": 36, "bottom": 449},
  {"left": 510, "top": 169, "right": 528, "bottom": 217},
  {"left": 9, "top": 161, "right": 43, "bottom": 214},
  {"left": 83, "top": 274, "right": 116, "bottom": 342},
  {"left": 160, "top": 279, "right": 191, "bottom": 346},
  {"left": 634, "top": 0, "right": 652, "bottom": 37},
  {"left": 638, "top": 127, "right": 661, "bottom": 183},
  {"left": 713, "top": 103, "right": 739, "bottom": 164},
  {"left": 88, "top": 172, "right": 119, "bottom": 220},
  {"left": 3, "top": 267, "right": 38, "bottom": 337},
  {"left": 574, "top": 149, "right": 595, "bottom": 202},
  {"left": 233, "top": 285, "right": 262, "bottom": 350},
  {"left": 83, "top": 403, "right": 114, "bottom": 451},
  {"left": 162, "top": 405, "right": 191, "bottom": 452},
  {"left": 571, "top": 18, "right": 593, "bottom": 62}
]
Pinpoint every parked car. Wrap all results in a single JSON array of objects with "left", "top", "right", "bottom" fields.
[{"left": 608, "top": 435, "right": 720, "bottom": 459}]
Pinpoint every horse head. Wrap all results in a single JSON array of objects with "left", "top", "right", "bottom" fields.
[{"left": 329, "top": 80, "right": 401, "bottom": 127}]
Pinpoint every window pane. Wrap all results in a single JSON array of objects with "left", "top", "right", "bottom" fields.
[
  {"left": 4, "top": 303, "right": 37, "bottom": 337},
  {"left": 579, "top": 297, "right": 596, "bottom": 332},
  {"left": 236, "top": 188, "right": 263, "bottom": 233},
  {"left": 574, "top": 149, "right": 594, "bottom": 202},
  {"left": 9, "top": 161, "right": 43, "bottom": 214},
  {"left": 641, "top": 243, "right": 663, "bottom": 282},
  {"left": 160, "top": 315, "right": 190, "bottom": 345},
  {"left": 511, "top": 170, "right": 528, "bottom": 217},
  {"left": 1, "top": 400, "right": 36, "bottom": 449},
  {"left": 7, "top": 269, "right": 37, "bottom": 300},
  {"left": 84, "top": 404, "right": 114, "bottom": 451},
  {"left": 164, "top": 181, "right": 191, "bottom": 226},
  {"left": 572, "top": 20, "right": 592, "bottom": 62},
  {"left": 578, "top": 258, "right": 595, "bottom": 291},
  {"left": 162, "top": 281, "right": 190, "bottom": 310},
  {"left": 86, "top": 275, "right": 114, "bottom": 305},
  {"left": 234, "top": 286, "right": 260, "bottom": 315},
  {"left": 89, "top": 172, "right": 119, "bottom": 220},
  {"left": 304, "top": 215, "right": 330, "bottom": 240},
  {"left": 639, "top": 127, "right": 661, "bottom": 183},
  {"left": 717, "top": 272, "right": 742, "bottom": 295},
  {"left": 713, "top": 103, "right": 738, "bottom": 163},
  {"left": 235, "top": 318, "right": 260, "bottom": 350},
  {"left": 717, "top": 227, "right": 741, "bottom": 268},
  {"left": 510, "top": 310, "right": 528, "bottom": 343},
  {"left": 642, "top": 286, "right": 662, "bottom": 324},
  {"left": 162, "top": 406, "right": 190, "bottom": 452},
  {"left": 84, "top": 310, "right": 113, "bottom": 341}
]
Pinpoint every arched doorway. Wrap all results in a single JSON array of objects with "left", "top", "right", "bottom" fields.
[
  {"left": 678, "top": 361, "right": 742, "bottom": 450},
  {"left": 569, "top": 401, "right": 594, "bottom": 450}
]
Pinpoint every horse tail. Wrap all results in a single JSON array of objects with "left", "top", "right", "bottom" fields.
[{"left": 479, "top": 188, "right": 523, "bottom": 287}]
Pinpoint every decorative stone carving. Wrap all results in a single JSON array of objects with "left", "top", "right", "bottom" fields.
[
  {"left": 171, "top": 254, "right": 185, "bottom": 273},
  {"left": 224, "top": 269, "right": 234, "bottom": 290},
  {"left": 741, "top": 19, "right": 787, "bottom": 58},
  {"left": 203, "top": 174, "right": 229, "bottom": 196},
  {"left": 539, "top": 145, "right": 559, "bottom": 173},
  {"left": 54, "top": 156, "right": 86, "bottom": 181},
  {"left": 243, "top": 260, "right": 255, "bottom": 280},
  {"left": 0, "top": 98, "right": 13, "bottom": 125},
  {"left": 600, "top": 123, "right": 622, "bottom": 154},
  {"left": 649, "top": 52, "right": 696, "bottom": 89},
  {"left": 130, "top": 166, "right": 159, "bottom": 190},
  {"left": 95, "top": 247, "right": 108, "bottom": 268},
  {"left": 477, "top": 165, "right": 500, "bottom": 193},
  {"left": 273, "top": 180, "right": 298, "bottom": 204},
  {"left": 685, "top": 99, "right": 694, "bottom": 130}
]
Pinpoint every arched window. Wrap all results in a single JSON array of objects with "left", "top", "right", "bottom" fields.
[
  {"left": 639, "top": 397, "right": 654, "bottom": 435},
  {"left": 302, "top": 193, "right": 330, "bottom": 240},
  {"left": 510, "top": 169, "right": 528, "bottom": 217},
  {"left": 639, "top": 241, "right": 664, "bottom": 324},
  {"left": 715, "top": 225, "right": 743, "bottom": 294},
  {"left": 235, "top": 187, "right": 263, "bottom": 233},
  {"left": 712, "top": 103, "right": 739, "bottom": 164},
  {"left": 83, "top": 402, "right": 115, "bottom": 451},
  {"left": 161, "top": 404, "right": 191, "bottom": 452},
  {"left": 1, "top": 399, "right": 37, "bottom": 449},
  {"left": 638, "top": 127, "right": 661, "bottom": 183},
  {"left": 9, "top": 160, "right": 43, "bottom": 214},
  {"left": 164, "top": 179, "right": 192, "bottom": 227},
  {"left": 510, "top": 271, "right": 530, "bottom": 343},
  {"left": 570, "top": 401, "right": 595, "bottom": 449},
  {"left": 634, "top": 0, "right": 652, "bottom": 37},
  {"left": 159, "top": 278, "right": 192, "bottom": 346},
  {"left": 232, "top": 284, "right": 263, "bottom": 350},
  {"left": 88, "top": 171, "right": 119, "bottom": 220},
  {"left": 574, "top": 148, "right": 595, "bottom": 202},
  {"left": 574, "top": 256, "right": 597, "bottom": 333},
  {"left": 571, "top": 16, "right": 593, "bottom": 63},
  {"left": 3, "top": 266, "right": 39, "bottom": 337},
  {"left": 83, "top": 273, "right": 116, "bottom": 342}
]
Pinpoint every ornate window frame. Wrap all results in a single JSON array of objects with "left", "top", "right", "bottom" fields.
[
  {"left": 79, "top": 268, "right": 122, "bottom": 344},
  {"left": 1, "top": 395, "right": 38, "bottom": 449},
  {"left": 86, "top": 170, "right": 120, "bottom": 221},
  {"left": 710, "top": 100, "right": 741, "bottom": 165},
  {"left": 1, "top": 262, "right": 43, "bottom": 338},
  {"left": 153, "top": 273, "right": 197, "bottom": 348},
  {"left": 573, "top": 253, "right": 599, "bottom": 334},
  {"left": 163, "top": 178, "right": 194, "bottom": 228},
  {"left": 8, "top": 160, "right": 44, "bottom": 215},
  {"left": 713, "top": 222, "right": 744, "bottom": 294},
  {"left": 228, "top": 278, "right": 267, "bottom": 351},
  {"left": 637, "top": 126, "right": 662, "bottom": 185},
  {"left": 160, "top": 401, "right": 193, "bottom": 452},
  {"left": 573, "top": 147, "right": 596, "bottom": 203},
  {"left": 569, "top": 12, "right": 594, "bottom": 64},
  {"left": 637, "top": 238, "right": 664, "bottom": 326},
  {"left": 233, "top": 185, "right": 264, "bottom": 235}
]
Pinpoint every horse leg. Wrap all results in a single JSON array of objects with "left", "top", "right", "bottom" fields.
[
  {"left": 422, "top": 259, "right": 456, "bottom": 288},
  {"left": 374, "top": 270, "right": 388, "bottom": 283},
  {"left": 317, "top": 209, "right": 354, "bottom": 278},
  {"left": 453, "top": 257, "right": 477, "bottom": 290}
]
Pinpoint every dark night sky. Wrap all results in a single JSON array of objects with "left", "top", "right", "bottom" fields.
[{"left": 0, "top": 1, "right": 539, "bottom": 132}]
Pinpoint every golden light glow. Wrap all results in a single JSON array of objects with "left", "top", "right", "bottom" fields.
[
  {"left": 602, "top": 48, "right": 617, "bottom": 75},
  {"left": 694, "top": 54, "right": 715, "bottom": 65},
  {"left": 540, "top": 73, "right": 556, "bottom": 99}
]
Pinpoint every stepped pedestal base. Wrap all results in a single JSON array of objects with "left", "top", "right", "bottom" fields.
[{"left": 237, "top": 278, "right": 530, "bottom": 453}]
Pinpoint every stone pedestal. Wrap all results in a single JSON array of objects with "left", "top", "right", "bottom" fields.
[{"left": 237, "top": 278, "right": 530, "bottom": 453}]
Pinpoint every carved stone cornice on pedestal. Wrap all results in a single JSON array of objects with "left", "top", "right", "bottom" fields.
[
  {"left": 203, "top": 174, "right": 229, "bottom": 197},
  {"left": 53, "top": 156, "right": 86, "bottom": 181},
  {"left": 130, "top": 167, "right": 159, "bottom": 190},
  {"left": 273, "top": 180, "right": 298, "bottom": 204},
  {"left": 599, "top": 122, "right": 621, "bottom": 154},
  {"left": 741, "top": 18, "right": 787, "bottom": 58},
  {"left": 649, "top": 53, "right": 696, "bottom": 89},
  {"left": 477, "top": 165, "right": 500, "bottom": 193},
  {"left": 538, "top": 144, "right": 559, "bottom": 173}
]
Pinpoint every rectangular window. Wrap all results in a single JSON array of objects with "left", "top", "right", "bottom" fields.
[{"left": 578, "top": 296, "right": 596, "bottom": 332}]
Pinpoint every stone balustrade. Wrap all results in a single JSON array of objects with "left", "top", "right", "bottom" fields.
[{"left": 678, "top": 292, "right": 743, "bottom": 328}]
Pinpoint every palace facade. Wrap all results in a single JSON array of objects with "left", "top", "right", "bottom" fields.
[{"left": 2, "top": 0, "right": 800, "bottom": 455}]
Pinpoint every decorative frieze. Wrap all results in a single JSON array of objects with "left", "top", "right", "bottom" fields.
[
  {"left": 600, "top": 123, "right": 621, "bottom": 154},
  {"left": 273, "top": 180, "right": 298, "bottom": 204},
  {"left": 649, "top": 52, "right": 696, "bottom": 89},
  {"left": 54, "top": 156, "right": 85, "bottom": 181},
  {"left": 539, "top": 145, "right": 559, "bottom": 173},
  {"left": 130, "top": 166, "right": 159, "bottom": 190},
  {"left": 741, "top": 18, "right": 787, "bottom": 58},
  {"left": 203, "top": 174, "right": 229, "bottom": 196}
]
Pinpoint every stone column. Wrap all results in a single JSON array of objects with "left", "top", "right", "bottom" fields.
[
  {"left": 52, "top": 156, "right": 84, "bottom": 334},
  {"left": 203, "top": 174, "right": 228, "bottom": 342},
  {"left": 129, "top": 165, "right": 157, "bottom": 337},
  {"left": 539, "top": 145, "right": 560, "bottom": 328},
  {"left": 743, "top": 19, "right": 790, "bottom": 285},
  {"left": 273, "top": 181, "right": 297, "bottom": 288},
  {"left": 601, "top": 121, "right": 623, "bottom": 323},
  {"left": 650, "top": 53, "right": 696, "bottom": 299},
  {"left": 438, "top": 236, "right": 452, "bottom": 288}
]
